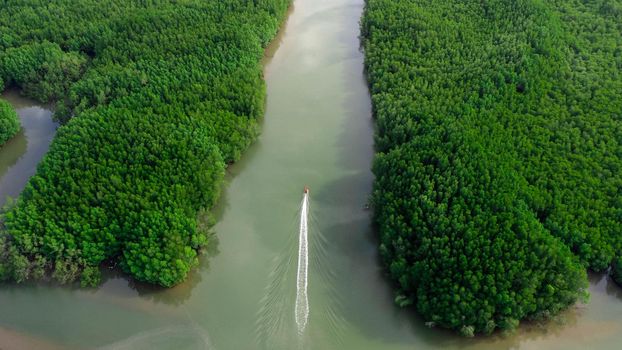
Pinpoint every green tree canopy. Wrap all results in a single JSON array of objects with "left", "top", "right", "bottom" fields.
[
  {"left": 0, "top": 99, "right": 20, "bottom": 146},
  {"left": 363, "top": 0, "right": 621, "bottom": 335},
  {"left": 0, "top": 0, "right": 291, "bottom": 287}
]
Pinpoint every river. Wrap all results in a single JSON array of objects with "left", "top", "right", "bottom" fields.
[
  {"left": 0, "top": 0, "right": 621, "bottom": 349},
  {"left": 0, "top": 90, "right": 57, "bottom": 207}
]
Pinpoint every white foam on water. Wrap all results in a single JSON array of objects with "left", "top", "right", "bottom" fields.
[{"left": 295, "top": 191, "right": 310, "bottom": 334}]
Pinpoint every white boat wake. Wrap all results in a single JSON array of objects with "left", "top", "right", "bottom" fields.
[
  {"left": 295, "top": 188, "right": 310, "bottom": 334},
  {"left": 255, "top": 186, "right": 347, "bottom": 348}
]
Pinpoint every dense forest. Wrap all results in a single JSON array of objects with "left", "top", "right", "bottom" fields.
[
  {"left": 0, "top": 0, "right": 291, "bottom": 287},
  {"left": 362, "top": 0, "right": 621, "bottom": 336},
  {"left": 0, "top": 99, "right": 20, "bottom": 146}
]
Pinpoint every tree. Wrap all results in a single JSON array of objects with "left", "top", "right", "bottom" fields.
[{"left": 0, "top": 99, "right": 20, "bottom": 146}]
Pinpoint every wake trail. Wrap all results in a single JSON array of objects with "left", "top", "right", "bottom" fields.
[
  {"left": 295, "top": 191, "right": 310, "bottom": 334},
  {"left": 254, "top": 198, "right": 300, "bottom": 348}
]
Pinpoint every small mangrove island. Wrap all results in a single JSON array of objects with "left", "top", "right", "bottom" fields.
[{"left": 0, "top": 99, "right": 20, "bottom": 146}]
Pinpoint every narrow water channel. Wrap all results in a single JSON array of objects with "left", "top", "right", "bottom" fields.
[
  {"left": 0, "top": 90, "right": 57, "bottom": 207},
  {"left": 0, "top": 0, "right": 621, "bottom": 349}
]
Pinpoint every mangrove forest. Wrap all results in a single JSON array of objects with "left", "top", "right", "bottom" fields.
[
  {"left": 363, "top": 0, "right": 621, "bottom": 336},
  {"left": 0, "top": 0, "right": 291, "bottom": 287}
]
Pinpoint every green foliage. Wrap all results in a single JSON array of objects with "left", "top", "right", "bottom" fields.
[
  {"left": 0, "top": 41, "right": 86, "bottom": 102},
  {"left": 0, "top": 99, "right": 20, "bottom": 146},
  {"left": 80, "top": 265, "right": 101, "bottom": 288},
  {"left": 363, "top": 0, "right": 620, "bottom": 335},
  {"left": 0, "top": 0, "right": 291, "bottom": 287},
  {"left": 459, "top": 325, "right": 475, "bottom": 338}
]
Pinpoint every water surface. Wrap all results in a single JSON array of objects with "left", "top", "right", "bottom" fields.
[{"left": 0, "top": 90, "right": 57, "bottom": 207}]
